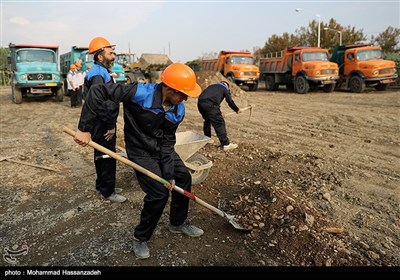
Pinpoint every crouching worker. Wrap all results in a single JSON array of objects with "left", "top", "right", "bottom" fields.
[{"left": 73, "top": 63, "right": 204, "bottom": 259}]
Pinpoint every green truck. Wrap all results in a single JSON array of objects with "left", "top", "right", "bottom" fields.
[
  {"left": 60, "top": 46, "right": 126, "bottom": 95},
  {"left": 8, "top": 43, "right": 64, "bottom": 104}
]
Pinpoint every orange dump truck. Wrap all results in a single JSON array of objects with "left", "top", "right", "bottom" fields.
[
  {"left": 201, "top": 51, "right": 260, "bottom": 91},
  {"left": 259, "top": 47, "right": 339, "bottom": 93},
  {"left": 330, "top": 44, "right": 398, "bottom": 92}
]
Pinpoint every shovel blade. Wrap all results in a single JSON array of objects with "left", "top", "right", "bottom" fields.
[{"left": 224, "top": 213, "right": 252, "bottom": 232}]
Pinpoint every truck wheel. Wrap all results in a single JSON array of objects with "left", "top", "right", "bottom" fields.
[
  {"left": 55, "top": 87, "right": 64, "bottom": 102},
  {"left": 265, "top": 76, "right": 277, "bottom": 91},
  {"left": 323, "top": 84, "right": 335, "bottom": 93},
  {"left": 63, "top": 79, "right": 70, "bottom": 96},
  {"left": 248, "top": 82, "right": 258, "bottom": 91},
  {"left": 349, "top": 75, "right": 365, "bottom": 93},
  {"left": 186, "top": 153, "right": 211, "bottom": 185},
  {"left": 227, "top": 75, "right": 235, "bottom": 84},
  {"left": 12, "top": 84, "right": 22, "bottom": 104},
  {"left": 375, "top": 84, "right": 388, "bottom": 91},
  {"left": 295, "top": 76, "right": 310, "bottom": 94}
]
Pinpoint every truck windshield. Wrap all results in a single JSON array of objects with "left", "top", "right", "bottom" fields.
[
  {"left": 356, "top": 50, "right": 382, "bottom": 61},
  {"left": 231, "top": 56, "right": 255, "bottom": 65},
  {"left": 17, "top": 49, "right": 55, "bottom": 63},
  {"left": 84, "top": 53, "right": 95, "bottom": 63},
  {"left": 302, "top": 52, "right": 328, "bottom": 62},
  {"left": 117, "top": 54, "right": 136, "bottom": 65}
]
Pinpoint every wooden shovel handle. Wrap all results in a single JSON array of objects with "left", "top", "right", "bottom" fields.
[
  {"left": 63, "top": 126, "right": 168, "bottom": 185},
  {"left": 224, "top": 105, "right": 253, "bottom": 117},
  {"left": 63, "top": 126, "right": 226, "bottom": 218}
]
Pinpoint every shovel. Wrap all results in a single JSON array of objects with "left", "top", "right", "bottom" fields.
[
  {"left": 223, "top": 105, "right": 254, "bottom": 121},
  {"left": 63, "top": 126, "right": 250, "bottom": 232}
]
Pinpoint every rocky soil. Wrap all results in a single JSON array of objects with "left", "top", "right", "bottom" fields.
[{"left": 0, "top": 78, "right": 399, "bottom": 271}]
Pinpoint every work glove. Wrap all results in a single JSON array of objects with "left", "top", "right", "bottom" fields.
[{"left": 104, "top": 128, "right": 116, "bottom": 141}]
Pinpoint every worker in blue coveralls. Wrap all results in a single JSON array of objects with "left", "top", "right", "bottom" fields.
[
  {"left": 83, "top": 36, "right": 126, "bottom": 203},
  {"left": 74, "top": 63, "right": 204, "bottom": 259}
]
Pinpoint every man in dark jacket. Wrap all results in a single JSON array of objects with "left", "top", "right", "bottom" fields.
[
  {"left": 74, "top": 63, "right": 203, "bottom": 260},
  {"left": 83, "top": 36, "right": 126, "bottom": 203},
  {"left": 197, "top": 81, "right": 240, "bottom": 151}
]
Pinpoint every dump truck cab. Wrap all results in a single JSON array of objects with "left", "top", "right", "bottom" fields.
[
  {"left": 292, "top": 47, "right": 339, "bottom": 92},
  {"left": 330, "top": 44, "right": 398, "bottom": 92},
  {"left": 8, "top": 43, "right": 64, "bottom": 104},
  {"left": 259, "top": 47, "right": 339, "bottom": 93},
  {"left": 202, "top": 51, "right": 260, "bottom": 91}
]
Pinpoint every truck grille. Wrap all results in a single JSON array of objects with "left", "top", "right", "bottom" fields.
[
  {"left": 321, "top": 69, "right": 335, "bottom": 74},
  {"left": 379, "top": 68, "right": 393, "bottom": 75},
  {"left": 27, "top": 73, "right": 52, "bottom": 81},
  {"left": 243, "top": 72, "right": 258, "bottom": 76}
]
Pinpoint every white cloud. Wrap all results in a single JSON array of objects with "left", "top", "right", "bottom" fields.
[{"left": 9, "top": 16, "right": 30, "bottom": 25}]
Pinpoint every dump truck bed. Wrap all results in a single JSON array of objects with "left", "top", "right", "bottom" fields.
[{"left": 139, "top": 54, "right": 173, "bottom": 71}]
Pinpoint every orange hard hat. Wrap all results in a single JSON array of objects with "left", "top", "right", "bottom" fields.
[
  {"left": 70, "top": 64, "right": 76, "bottom": 70},
  {"left": 160, "top": 63, "right": 201, "bottom": 97},
  {"left": 88, "top": 36, "right": 115, "bottom": 54}
]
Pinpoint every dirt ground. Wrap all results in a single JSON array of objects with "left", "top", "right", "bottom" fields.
[{"left": 0, "top": 78, "right": 399, "bottom": 270}]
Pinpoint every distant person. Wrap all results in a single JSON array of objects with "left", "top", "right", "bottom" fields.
[
  {"left": 82, "top": 64, "right": 92, "bottom": 100},
  {"left": 67, "top": 64, "right": 78, "bottom": 108},
  {"left": 74, "top": 61, "right": 84, "bottom": 107},
  {"left": 74, "top": 63, "right": 204, "bottom": 259},
  {"left": 197, "top": 81, "right": 240, "bottom": 151},
  {"left": 80, "top": 36, "right": 126, "bottom": 203}
]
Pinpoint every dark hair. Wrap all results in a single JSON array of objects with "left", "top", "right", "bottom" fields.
[{"left": 93, "top": 49, "right": 106, "bottom": 62}]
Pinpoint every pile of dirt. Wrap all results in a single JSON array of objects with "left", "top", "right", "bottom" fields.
[
  {"left": 198, "top": 143, "right": 396, "bottom": 266},
  {"left": 195, "top": 71, "right": 247, "bottom": 96}
]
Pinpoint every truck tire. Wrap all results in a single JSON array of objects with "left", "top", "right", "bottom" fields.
[
  {"left": 375, "top": 83, "right": 388, "bottom": 91},
  {"left": 349, "top": 75, "right": 365, "bottom": 93},
  {"left": 63, "top": 79, "right": 70, "bottom": 96},
  {"left": 227, "top": 75, "right": 235, "bottom": 85},
  {"left": 323, "top": 84, "right": 335, "bottom": 93},
  {"left": 54, "top": 87, "right": 64, "bottom": 102},
  {"left": 186, "top": 153, "right": 210, "bottom": 185},
  {"left": 265, "top": 75, "right": 278, "bottom": 91},
  {"left": 11, "top": 84, "right": 22, "bottom": 104},
  {"left": 248, "top": 82, "right": 258, "bottom": 91},
  {"left": 295, "top": 75, "right": 310, "bottom": 94}
]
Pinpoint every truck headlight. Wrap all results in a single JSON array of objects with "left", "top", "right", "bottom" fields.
[
  {"left": 20, "top": 74, "right": 26, "bottom": 80},
  {"left": 315, "top": 70, "right": 320, "bottom": 75},
  {"left": 53, "top": 74, "right": 60, "bottom": 80},
  {"left": 372, "top": 70, "right": 379, "bottom": 76}
]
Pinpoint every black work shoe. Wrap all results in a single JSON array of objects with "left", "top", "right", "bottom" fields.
[
  {"left": 169, "top": 221, "right": 204, "bottom": 237},
  {"left": 132, "top": 239, "right": 150, "bottom": 259}
]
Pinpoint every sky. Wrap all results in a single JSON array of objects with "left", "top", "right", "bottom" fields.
[{"left": 1, "top": 0, "right": 399, "bottom": 63}]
